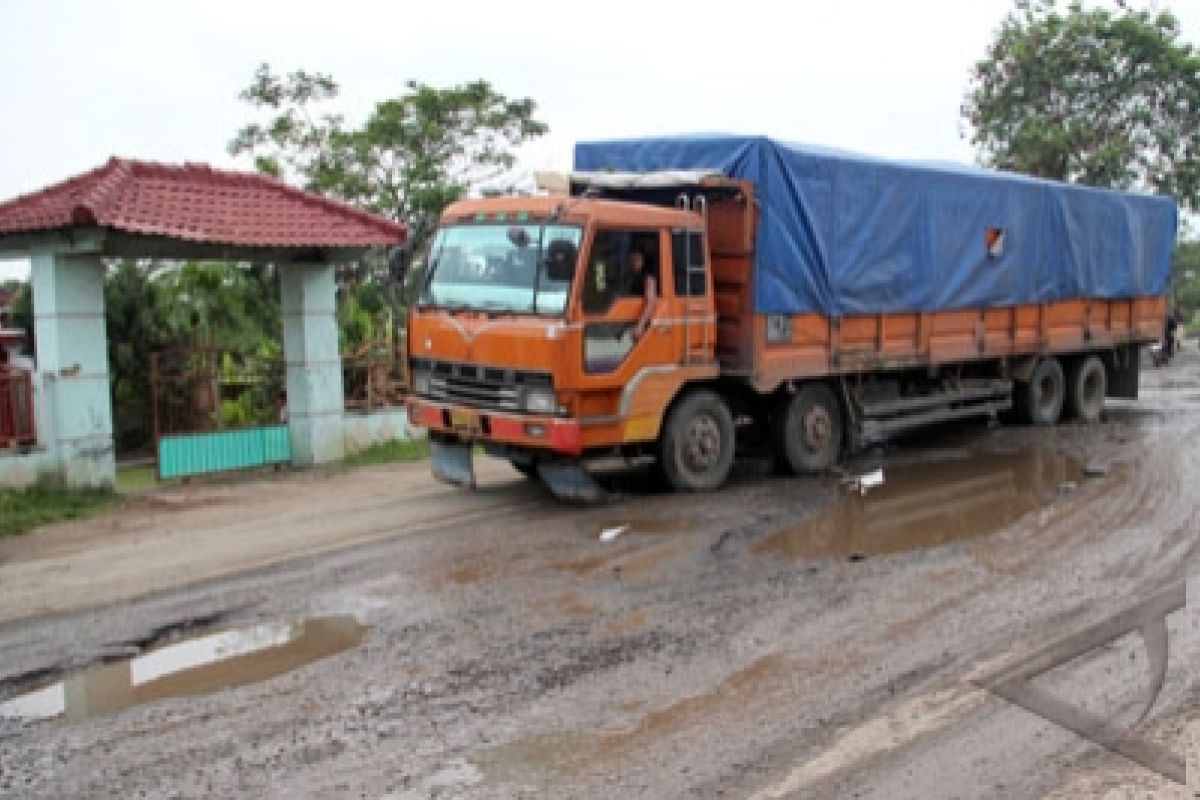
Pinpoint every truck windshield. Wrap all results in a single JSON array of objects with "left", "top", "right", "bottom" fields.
[{"left": 419, "top": 223, "right": 581, "bottom": 315}]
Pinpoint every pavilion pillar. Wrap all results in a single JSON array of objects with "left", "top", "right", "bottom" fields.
[
  {"left": 281, "top": 263, "right": 345, "bottom": 466},
  {"left": 30, "top": 251, "right": 115, "bottom": 488}
]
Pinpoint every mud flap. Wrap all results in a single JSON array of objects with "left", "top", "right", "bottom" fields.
[
  {"left": 537, "top": 462, "right": 607, "bottom": 504},
  {"left": 430, "top": 438, "right": 476, "bottom": 489}
]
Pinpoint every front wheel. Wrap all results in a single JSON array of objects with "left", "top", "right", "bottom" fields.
[
  {"left": 658, "top": 389, "right": 735, "bottom": 492},
  {"left": 772, "top": 382, "right": 843, "bottom": 474}
]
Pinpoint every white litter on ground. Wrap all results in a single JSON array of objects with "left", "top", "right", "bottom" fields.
[
  {"left": 600, "top": 525, "right": 629, "bottom": 542},
  {"left": 842, "top": 468, "right": 885, "bottom": 495}
]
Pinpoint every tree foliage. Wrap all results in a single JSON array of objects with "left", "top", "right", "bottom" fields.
[
  {"left": 964, "top": 0, "right": 1200, "bottom": 208},
  {"left": 105, "top": 261, "right": 176, "bottom": 451},
  {"left": 154, "top": 261, "right": 280, "bottom": 352},
  {"left": 8, "top": 281, "right": 33, "bottom": 354},
  {"left": 1174, "top": 239, "right": 1200, "bottom": 323},
  {"left": 229, "top": 64, "right": 549, "bottom": 247},
  {"left": 102, "top": 261, "right": 287, "bottom": 451}
]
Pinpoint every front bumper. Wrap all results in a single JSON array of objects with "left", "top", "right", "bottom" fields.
[{"left": 407, "top": 397, "right": 582, "bottom": 457}]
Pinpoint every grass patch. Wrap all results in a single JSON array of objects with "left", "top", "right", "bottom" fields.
[
  {"left": 340, "top": 438, "right": 429, "bottom": 468},
  {"left": 116, "top": 464, "right": 158, "bottom": 494},
  {"left": 0, "top": 486, "right": 120, "bottom": 538}
]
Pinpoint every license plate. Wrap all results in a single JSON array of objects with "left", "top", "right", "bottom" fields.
[{"left": 450, "top": 408, "right": 480, "bottom": 433}]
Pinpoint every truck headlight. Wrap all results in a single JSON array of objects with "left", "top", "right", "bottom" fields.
[
  {"left": 411, "top": 371, "right": 431, "bottom": 396},
  {"left": 523, "top": 387, "right": 557, "bottom": 414}
]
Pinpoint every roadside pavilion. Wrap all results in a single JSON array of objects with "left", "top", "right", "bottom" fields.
[{"left": 0, "top": 157, "right": 408, "bottom": 488}]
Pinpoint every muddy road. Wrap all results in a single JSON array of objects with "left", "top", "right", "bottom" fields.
[{"left": 1, "top": 353, "right": 1198, "bottom": 799}]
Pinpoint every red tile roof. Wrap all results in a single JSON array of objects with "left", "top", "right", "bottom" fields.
[{"left": 0, "top": 157, "right": 405, "bottom": 248}]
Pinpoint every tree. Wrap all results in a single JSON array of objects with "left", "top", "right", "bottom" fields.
[
  {"left": 9, "top": 281, "right": 33, "bottom": 355},
  {"left": 155, "top": 261, "right": 280, "bottom": 353},
  {"left": 963, "top": 0, "right": 1200, "bottom": 209},
  {"left": 229, "top": 65, "right": 549, "bottom": 254},
  {"left": 105, "top": 261, "right": 179, "bottom": 452},
  {"left": 103, "top": 261, "right": 285, "bottom": 452},
  {"left": 1173, "top": 240, "right": 1200, "bottom": 324}
]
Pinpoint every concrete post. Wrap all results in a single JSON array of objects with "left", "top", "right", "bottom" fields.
[
  {"left": 30, "top": 251, "right": 115, "bottom": 488},
  {"left": 280, "top": 263, "right": 345, "bottom": 466}
]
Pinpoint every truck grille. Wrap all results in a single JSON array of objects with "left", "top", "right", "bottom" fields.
[{"left": 410, "top": 358, "right": 552, "bottom": 412}]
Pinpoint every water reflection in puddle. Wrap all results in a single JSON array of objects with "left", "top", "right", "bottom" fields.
[
  {"left": 756, "top": 446, "right": 1086, "bottom": 559},
  {"left": 0, "top": 616, "right": 366, "bottom": 722}
]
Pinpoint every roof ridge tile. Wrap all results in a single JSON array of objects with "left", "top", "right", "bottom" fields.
[{"left": 74, "top": 157, "right": 134, "bottom": 225}]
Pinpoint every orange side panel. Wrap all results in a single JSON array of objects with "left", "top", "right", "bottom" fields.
[
  {"left": 707, "top": 197, "right": 755, "bottom": 254},
  {"left": 1045, "top": 299, "right": 1086, "bottom": 349},
  {"left": 880, "top": 314, "right": 918, "bottom": 359},
  {"left": 927, "top": 310, "right": 978, "bottom": 363},
  {"left": 982, "top": 308, "right": 1015, "bottom": 356},
  {"left": 706, "top": 187, "right": 758, "bottom": 373},
  {"left": 744, "top": 297, "right": 1166, "bottom": 392}
]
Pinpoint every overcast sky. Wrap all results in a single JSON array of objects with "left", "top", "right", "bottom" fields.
[{"left": 2, "top": 0, "right": 1198, "bottom": 280}]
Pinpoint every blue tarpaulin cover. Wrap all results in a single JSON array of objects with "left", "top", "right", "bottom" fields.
[{"left": 573, "top": 135, "right": 1178, "bottom": 316}]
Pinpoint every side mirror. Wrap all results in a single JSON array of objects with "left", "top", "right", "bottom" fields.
[
  {"left": 544, "top": 239, "right": 578, "bottom": 282},
  {"left": 387, "top": 244, "right": 411, "bottom": 283}
]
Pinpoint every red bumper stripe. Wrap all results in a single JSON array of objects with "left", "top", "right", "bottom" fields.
[{"left": 407, "top": 399, "right": 581, "bottom": 456}]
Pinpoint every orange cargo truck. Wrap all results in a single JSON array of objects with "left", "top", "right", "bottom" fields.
[{"left": 404, "top": 136, "right": 1177, "bottom": 500}]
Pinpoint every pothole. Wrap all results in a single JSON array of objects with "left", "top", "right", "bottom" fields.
[
  {"left": 0, "top": 615, "right": 367, "bottom": 723},
  {"left": 756, "top": 445, "right": 1087, "bottom": 560}
]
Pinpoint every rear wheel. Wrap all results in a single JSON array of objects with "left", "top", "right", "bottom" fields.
[
  {"left": 773, "top": 382, "right": 843, "bottom": 474},
  {"left": 1066, "top": 355, "right": 1106, "bottom": 423},
  {"left": 1017, "top": 357, "right": 1065, "bottom": 425},
  {"left": 659, "top": 389, "right": 735, "bottom": 492}
]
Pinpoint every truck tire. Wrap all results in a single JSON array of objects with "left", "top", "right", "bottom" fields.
[
  {"left": 658, "top": 389, "right": 735, "bottom": 492},
  {"left": 1018, "top": 357, "right": 1065, "bottom": 425},
  {"left": 774, "top": 382, "right": 843, "bottom": 474},
  {"left": 509, "top": 459, "right": 538, "bottom": 479},
  {"left": 1066, "top": 355, "right": 1106, "bottom": 423}
]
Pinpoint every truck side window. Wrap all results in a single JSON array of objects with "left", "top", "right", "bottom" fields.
[
  {"left": 582, "top": 229, "right": 659, "bottom": 315},
  {"left": 672, "top": 231, "right": 708, "bottom": 296}
]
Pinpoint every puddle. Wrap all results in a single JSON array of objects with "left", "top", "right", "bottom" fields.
[
  {"left": 0, "top": 616, "right": 366, "bottom": 723},
  {"left": 755, "top": 446, "right": 1085, "bottom": 560}
]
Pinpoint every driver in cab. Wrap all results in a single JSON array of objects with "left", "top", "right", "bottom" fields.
[{"left": 622, "top": 250, "right": 658, "bottom": 341}]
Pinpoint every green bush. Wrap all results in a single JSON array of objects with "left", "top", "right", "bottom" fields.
[{"left": 0, "top": 486, "right": 119, "bottom": 537}]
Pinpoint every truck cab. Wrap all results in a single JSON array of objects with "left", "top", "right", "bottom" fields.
[{"left": 406, "top": 178, "right": 745, "bottom": 500}]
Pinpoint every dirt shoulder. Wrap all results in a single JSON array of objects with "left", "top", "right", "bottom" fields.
[{"left": 0, "top": 458, "right": 536, "bottom": 624}]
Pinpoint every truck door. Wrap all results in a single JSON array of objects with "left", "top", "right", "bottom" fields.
[{"left": 579, "top": 227, "right": 671, "bottom": 374}]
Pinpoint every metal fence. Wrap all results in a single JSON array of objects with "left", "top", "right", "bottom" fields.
[
  {"left": 150, "top": 348, "right": 287, "bottom": 440},
  {"left": 342, "top": 338, "right": 408, "bottom": 412},
  {"left": 0, "top": 367, "right": 36, "bottom": 450}
]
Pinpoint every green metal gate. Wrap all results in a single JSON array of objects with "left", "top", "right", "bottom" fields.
[
  {"left": 158, "top": 425, "right": 291, "bottom": 480},
  {"left": 151, "top": 348, "right": 290, "bottom": 480}
]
